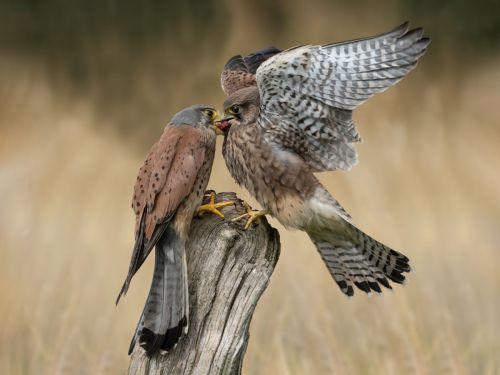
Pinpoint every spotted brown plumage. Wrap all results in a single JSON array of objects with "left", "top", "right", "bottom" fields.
[
  {"left": 117, "top": 104, "right": 220, "bottom": 356},
  {"left": 217, "top": 23, "right": 429, "bottom": 297}
]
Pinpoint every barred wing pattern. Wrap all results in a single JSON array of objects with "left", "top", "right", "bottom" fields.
[{"left": 256, "top": 22, "right": 430, "bottom": 172}]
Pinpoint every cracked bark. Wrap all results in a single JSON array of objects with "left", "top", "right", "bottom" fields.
[{"left": 128, "top": 192, "right": 281, "bottom": 375}]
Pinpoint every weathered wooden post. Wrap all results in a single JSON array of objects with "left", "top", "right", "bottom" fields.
[{"left": 128, "top": 192, "right": 280, "bottom": 375}]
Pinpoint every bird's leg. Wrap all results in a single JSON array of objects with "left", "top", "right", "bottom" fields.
[
  {"left": 231, "top": 201, "right": 270, "bottom": 230},
  {"left": 197, "top": 191, "right": 235, "bottom": 219}
]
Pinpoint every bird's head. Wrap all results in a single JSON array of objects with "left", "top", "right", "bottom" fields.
[
  {"left": 216, "top": 86, "right": 260, "bottom": 135},
  {"left": 170, "top": 104, "right": 221, "bottom": 134}
]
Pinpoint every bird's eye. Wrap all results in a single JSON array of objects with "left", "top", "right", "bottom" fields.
[
  {"left": 229, "top": 105, "right": 240, "bottom": 115},
  {"left": 205, "top": 109, "right": 218, "bottom": 120}
]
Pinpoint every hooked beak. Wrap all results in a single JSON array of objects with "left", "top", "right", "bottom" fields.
[
  {"left": 211, "top": 111, "right": 224, "bottom": 135},
  {"left": 215, "top": 116, "right": 234, "bottom": 134}
]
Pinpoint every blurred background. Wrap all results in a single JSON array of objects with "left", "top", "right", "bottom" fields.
[{"left": 1, "top": 0, "right": 499, "bottom": 373}]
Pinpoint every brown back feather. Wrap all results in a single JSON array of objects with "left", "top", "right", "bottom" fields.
[
  {"left": 131, "top": 125, "right": 207, "bottom": 241},
  {"left": 220, "top": 47, "right": 281, "bottom": 96}
]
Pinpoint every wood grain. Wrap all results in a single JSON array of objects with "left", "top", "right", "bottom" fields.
[{"left": 128, "top": 192, "right": 280, "bottom": 375}]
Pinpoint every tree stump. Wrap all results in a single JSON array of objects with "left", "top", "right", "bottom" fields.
[{"left": 128, "top": 192, "right": 281, "bottom": 375}]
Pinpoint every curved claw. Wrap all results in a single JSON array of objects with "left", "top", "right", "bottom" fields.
[
  {"left": 231, "top": 201, "right": 269, "bottom": 230},
  {"left": 197, "top": 191, "right": 235, "bottom": 219}
]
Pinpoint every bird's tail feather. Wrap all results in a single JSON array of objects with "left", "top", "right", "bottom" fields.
[
  {"left": 309, "top": 219, "right": 410, "bottom": 297},
  {"left": 128, "top": 226, "right": 189, "bottom": 356}
]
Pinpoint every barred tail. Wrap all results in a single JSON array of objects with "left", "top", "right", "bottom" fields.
[
  {"left": 309, "top": 219, "right": 410, "bottom": 297},
  {"left": 129, "top": 226, "right": 189, "bottom": 356}
]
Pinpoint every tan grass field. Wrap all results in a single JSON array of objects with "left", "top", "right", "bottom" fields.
[{"left": 1, "top": 50, "right": 499, "bottom": 374}]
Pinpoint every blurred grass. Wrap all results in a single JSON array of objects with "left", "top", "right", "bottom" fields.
[{"left": 1, "top": 1, "right": 500, "bottom": 374}]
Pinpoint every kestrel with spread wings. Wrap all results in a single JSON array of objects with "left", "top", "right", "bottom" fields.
[
  {"left": 217, "top": 23, "right": 430, "bottom": 296},
  {"left": 116, "top": 105, "right": 231, "bottom": 356}
]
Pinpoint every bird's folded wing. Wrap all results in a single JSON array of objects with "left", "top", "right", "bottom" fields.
[
  {"left": 117, "top": 125, "right": 206, "bottom": 302},
  {"left": 255, "top": 22, "right": 430, "bottom": 172},
  {"left": 132, "top": 125, "right": 207, "bottom": 241}
]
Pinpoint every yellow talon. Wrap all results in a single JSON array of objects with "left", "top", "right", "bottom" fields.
[
  {"left": 197, "top": 191, "right": 234, "bottom": 219},
  {"left": 231, "top": 201, "right": 269, "bottom": 230}
]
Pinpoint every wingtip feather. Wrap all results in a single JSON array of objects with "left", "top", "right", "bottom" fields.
[
  {"left": 404, "top": 27, "right": 425, "bottom": 41},
  {"left": 115, "top": 282, "right": 128, "bottom": 305},
  {"left": 223, "top": 54, "right": 247, "bottom": 72}
]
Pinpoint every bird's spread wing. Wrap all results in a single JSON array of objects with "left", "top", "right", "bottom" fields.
[
  {"left": 117, "top": 125, "right": 206, "bottom": 303},
  {"left": 256, "top": 22, "right": 430, "bottom": 172},
  {"left": 221, "top": 47, "right": 281, "bottom": 96}
]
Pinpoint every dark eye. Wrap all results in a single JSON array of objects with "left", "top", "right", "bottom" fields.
[
  {"left": 205, "top": 109, "right": 218, "bottom": 120},
  {"left": 229, "top": 105, "right": 240, "bottom": 115}
]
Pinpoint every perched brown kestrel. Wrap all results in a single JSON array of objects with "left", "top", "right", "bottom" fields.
[
  {"left": 217, "top": 23, "right": 430, "bottom": 296},
  {"left": 116, "top": 105, "right": 231, "bottom": 356}
]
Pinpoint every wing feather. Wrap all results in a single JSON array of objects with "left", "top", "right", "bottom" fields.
[
  {"left": 220, "top": 47, "right": 281, "bottom": 96},
  {"left": 255, "top": 23, "right": 430, "bottom": 172},
  {"left": 144, "top": 125, "right": 206, "bottom": 240},
  {"left": 117, "top": 125, "right": 206, "bottom": 302}
]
